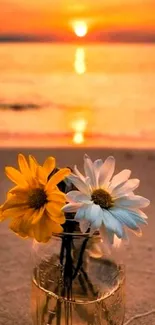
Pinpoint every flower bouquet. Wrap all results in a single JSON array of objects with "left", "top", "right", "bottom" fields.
[{"left": 0, "top": 153, "right": 150, "bottom": 325}]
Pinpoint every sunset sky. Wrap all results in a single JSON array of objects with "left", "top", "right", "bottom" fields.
[{"left": 0, "top": 0, "right": 155, "bottom": 41}]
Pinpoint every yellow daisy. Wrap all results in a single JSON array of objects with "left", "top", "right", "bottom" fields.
[{"left": 0, "top": 154, "right": 70, "bottom": 242}]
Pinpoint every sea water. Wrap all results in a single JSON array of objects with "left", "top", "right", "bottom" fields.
[{"left": 0, "top": 43, "right": 155, "bottom": 148}]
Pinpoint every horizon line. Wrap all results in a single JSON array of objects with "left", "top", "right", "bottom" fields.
[
  {"left": 0, "top": 40, "right": 155, "bottom": 44},
  {"left": 1, "top": 31, "right": 155, "bottom": 43}
]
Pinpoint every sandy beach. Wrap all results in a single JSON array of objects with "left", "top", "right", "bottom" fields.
[{"left": 0, "top": 147, "right": 155, "bottom": 325}]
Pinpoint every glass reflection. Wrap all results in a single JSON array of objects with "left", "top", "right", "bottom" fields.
[{"left": 74, "top": 47, "right": 86, "bottom": 75}]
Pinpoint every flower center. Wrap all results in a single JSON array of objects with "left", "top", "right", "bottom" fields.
[
  {"left": 28, "top": 188, "right": 48, "bottom": 209},
  {"left": 91, "top": 188, "right": 113, "bottom": 209}
]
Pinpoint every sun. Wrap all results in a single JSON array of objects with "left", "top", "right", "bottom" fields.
[{"left": 73, "top": 21, "right": 88, "bottom": 37}]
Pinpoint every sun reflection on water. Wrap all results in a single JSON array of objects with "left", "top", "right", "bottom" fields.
[
  {"left": 71, "top": 118, "right": 88, "bottom": 132},
  {"left": 66, "top": 106, "right": 93, "bottom": 146},
  {"left": 74, "top": 47, "right": 86, "bottom": 75},
  {"left": 73, "top": 132, "right": 85, "bottom": 144},
  {"left": 71, "top": 117, "right": 88, "bottom": 145}
]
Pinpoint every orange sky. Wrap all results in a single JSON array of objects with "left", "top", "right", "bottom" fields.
[{"left": 0, "top": 0, "right": 155, "bottom": 39}]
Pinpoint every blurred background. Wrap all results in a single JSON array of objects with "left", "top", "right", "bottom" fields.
[{"left": 0, "top": 0, "right": 155, "bottom": 148}]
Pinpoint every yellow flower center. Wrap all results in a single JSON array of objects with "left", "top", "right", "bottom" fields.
[
  {"left": 28, "top": 188, "right": 48, "bottom": 209},
  {"left": 91, "top": 189, "right": 113, "bottom": 209}
]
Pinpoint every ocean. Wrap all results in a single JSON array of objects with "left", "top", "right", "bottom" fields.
[{"left": 0, "top": 43, "right": 155, "bottom": 148}]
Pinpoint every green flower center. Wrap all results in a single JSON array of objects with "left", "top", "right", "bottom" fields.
[
  {"left": 91, "top": 189, "right": 113, "bottom": 209},
  {"left": 28, "top": 188, "right": 48, "bottom": 209}
]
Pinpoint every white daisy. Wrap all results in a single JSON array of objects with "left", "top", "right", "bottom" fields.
[{"left": 62, "top": 154, "right": 150, "bottom": 245}]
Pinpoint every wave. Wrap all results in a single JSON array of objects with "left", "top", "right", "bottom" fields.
[{"left": 0, "top": 103, "right": 41, "bottom": 111}]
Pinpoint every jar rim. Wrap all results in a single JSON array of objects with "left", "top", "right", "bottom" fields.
[
  {"left": 52, "top": 231, "right": 100, "bottom": 238},
  {"left": 54, "top": 218, "right": 100, "bottom": 237}
]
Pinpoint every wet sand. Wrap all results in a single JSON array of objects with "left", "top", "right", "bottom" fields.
[{"left": 0, "top": 147, "right": 155, "bottom": 325}]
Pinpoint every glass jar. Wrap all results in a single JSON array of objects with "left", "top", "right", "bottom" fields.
[{"left": 31, "top": 229, "right": 125, "bottom": 325}]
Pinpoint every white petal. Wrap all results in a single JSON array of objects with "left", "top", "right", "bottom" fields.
[
  {"left": 112, "top": 179, "right": 140, "bottom": 198},
  {"left": 85, "top": 177, "right": 91, "bottom": 187},
  {"left": 132, "top": 208, "right": 148, "bottom": 219},
  {"left": 74, "top": 165, "right": 85, "bottom": 182},
  {"left": 66, "top": 190, "right": 91, "bottom": 203},
  {"left": 98, "top": 156, "right": 115, "bottom": 187},
  {"left": 108, "top": 169, "right": 131, "bottom": 192},
  {"left": 93, "top": 159, "right": 103, "bottom": 187},
  {"left": 86, "top": 204, "right": 103, "bottom": 228},
  {"left": 68, "top": 174, "right": 91, "bottom": 195},
  {"left": 98, "top": 226, "right": 114, "bottom": 254},
  {"left": 109, "top": 207, "right": 146, "bottom": 235},
  {"left": 84, "top": 154, "right": 97, "bottom": 188},
  {"left": 62, "top": 203, "right": 82, "bottom": 213},
  {"left": 93, "top": 159, "right": 103, "bottom": 172},
  {"left": 100, "top": 225, "right": 114, "bottom": 245},
  {"left": 108, "top": 180, "right": 127, "bottom": 194},
  {"left": 76, "top": 204, "right": 103, "bottom": 232},
  {"left": 79, "top": 220, "right": 90, "bottom": 233},
  {"left": 111, "top": 180, "right": 130, "bottom": 195},
  {"left": 93, "top": 159, "right": 103, "bottom": 182},
  {"left": 101, "top": 209, "right": 124, "bottom": 238},
  {"left": 114, "top": 195, "right": 150, "bottom": 208},
  {"left": 100, "top": 226, "right": 127, "bottom": 248},
  {"left": 75, "top": 204, "right": 89, "bottom": 221}
]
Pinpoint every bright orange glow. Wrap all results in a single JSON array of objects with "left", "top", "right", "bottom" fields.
[
  {"left": 73, "top": 21, "right": 88, "bottom": 37},
  {"left": 0, "top": 1, "right": 155, "bottom": 40},
  {"left": 73, "top": 132, "right": 85, "bottom": 144},
  {"left": 71, "top": 118, "right": 88, "bottom": 132}
]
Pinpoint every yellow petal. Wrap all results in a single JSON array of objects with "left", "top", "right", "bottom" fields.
[
  {"left": 29, "top": 155, "right": 38, "bottom": 178},
  {"left": 46, "top": 202, "right": 66, "bottom": 224},
  {"left": 46, "top": 201, "right": 63, "bottom": 215},
  {"left": 45, "top": 168, "right": 70, "bottom": 191},
  {"left": 2, "top": 195, "right": 28, "bottom": 211},
  {"left": 36, "top": 166, "right": 47, "bottom": 185},
  {"left": 1, "top": 206, "right": 28, "bottom": 219},
  {"left": 47, "top": 189, "right": 66, "bottom": 203},
  {"left": 18, "top": 153, "right": 29, "bottom": 174},
  {"left": 43, "top": 157, "right": 55, "bottom": 177},
  {"left": 31, "top": 206, "right": 45, "bottom": 225},
  {"left": 7, "top": 191, "right": 13, "bottom": 200},
  {"left": 10, "top": 217, "right": 28, "bottom": 238},
  {"left": 8, "top": 190, "right": 29, "bottom": 204},
  {"left": 9, "top": 186, "right": 28, "bottom": 196},
  {"left": 49, "top": 220, "right": 63, "bottom": 234},
  {"left": 0, "top": 205, "right": 4, "bottom": 221},
  {"left": 9, "top": 208, "right": 35, "bottom": 238},
  {"left": 22, "top": 208, "right": 35, "bottom": 224},
  {"left": 18, "top": 154, "right": 36, "bottom": 187},
  {"left": 33, "top": 213, "right": 63, "bottom": 243},
  {"left": 5, "top": 167, "right": 28, "bottom": 187},
  {"left": 49, "top": 213, "right": 65, "bottom": 225}
]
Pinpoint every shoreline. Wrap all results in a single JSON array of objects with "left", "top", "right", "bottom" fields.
[{"left": 0, "top": 133, "right": 155, "bottom": 149}]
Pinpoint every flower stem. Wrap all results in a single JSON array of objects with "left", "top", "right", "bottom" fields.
[{"left": 72, "top": 237, "right": 89, "bottom": 280}]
